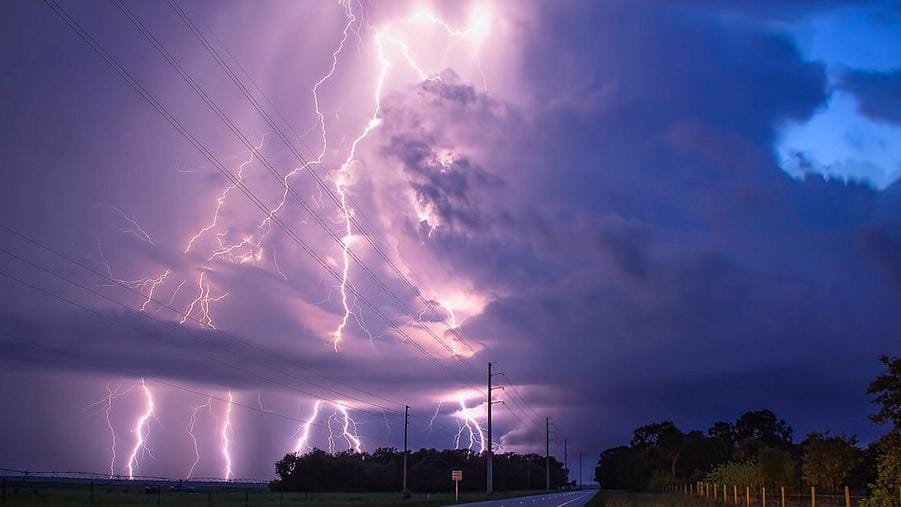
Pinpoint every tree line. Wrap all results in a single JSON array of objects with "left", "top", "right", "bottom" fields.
[
  {"left": 272, "top": 448, "right": 569, "bottom": 493},
  {"left": 594, "top": 355, "right": 901, "bottom": 505}
]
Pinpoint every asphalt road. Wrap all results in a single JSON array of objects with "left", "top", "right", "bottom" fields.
[{"left": 459, "top": 491, "right": 596, "bottom": 507}]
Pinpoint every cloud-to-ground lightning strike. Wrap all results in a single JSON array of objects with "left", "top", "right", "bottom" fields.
[
  {"left": 222, "top": 391, "right": 234, "bottom": 481},
  {"left": 186, "top": 396, "right": 212, "bottom": 479},
  {"left": 325, "top": 402, "right": 363, "bottom": 454},
  {"left": 292, "top": 400, "right": 322, "bottom": 454},
  {"left": 85, "top": 383, "right": 137, "bottom": 478},
  {"left": 126, "top": 379, "right": 155, "bottom": 480},
  {"left": 336, "top": 402, "right": 363, "bottom": 453},
  {"left": 453, "top": 397, "right": 486, "bottom": 453}
]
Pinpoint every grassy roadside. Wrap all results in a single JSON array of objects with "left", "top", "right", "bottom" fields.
[
  {"left": 585, "top": 490, "right": 708, "bottom": 506},
  {"left": 0, "top": 486, "right": 552, "bottom": 506}
]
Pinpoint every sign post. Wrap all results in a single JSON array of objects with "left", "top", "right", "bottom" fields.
[{"left": 452, "top": 470, "right": 463, "bottom": 502}]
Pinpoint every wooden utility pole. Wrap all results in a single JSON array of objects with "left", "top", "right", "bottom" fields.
[
  {"left": 403, "top": 405, "right": 409, "bottom": 493},
  {"left": 487, "top": 362, "right": 493, "bottom": 495},
  {"left": 545, "top": 416, "right": 550, "bottom": 491}
]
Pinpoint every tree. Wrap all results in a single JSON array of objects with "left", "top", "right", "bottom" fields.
[
  {"left": 859, "top": 431, "right": 901, "bottom": 507},
  {"left": 860, "top": 356, "right": 901, "bottom": 506},
  {"left": 734, "top": 410, "right": 793, "bottom": 450},
  {"left": 272, "top": 448, "right": 569, "bottom": 493},
  {"left": 757, "top": 447, "right": 797, "bottom": 488},
  {"left": 705, "top": 461, "right": 759, "bottom": 488},
  {"left": 867, "top": 355, "right": 901, "bottom": 430},
  {"left": 596, "top": 446, "right": 639, "bottom": 490},
  {"left": 801, "top": 433, "right": 863, "bottom": 492},
  {"left": 631, "top": 421, "right": 684, "bottom": 479}
]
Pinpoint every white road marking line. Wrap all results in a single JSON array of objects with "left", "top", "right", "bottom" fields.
[{"left": 554, "top": 492, "right": 590, "bottom": 507}]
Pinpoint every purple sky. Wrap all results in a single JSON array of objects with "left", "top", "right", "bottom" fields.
[{"left": 1, "top": 0, "right": 900, "bottom": 482}]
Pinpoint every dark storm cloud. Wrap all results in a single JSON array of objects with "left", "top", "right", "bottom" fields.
[
  {"left": 373, "top": 1, "right": 899, "bottom": 450},
  {"left": 841, "top": 68, "right": 901, "bottom": 125}
]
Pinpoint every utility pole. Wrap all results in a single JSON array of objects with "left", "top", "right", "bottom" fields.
[
  {"left": 487, "top": 362, "right": 493, "bottom": 495},
  {"left": 486, "top": 362, "right": 504, "bottom": 495},
  {"left": 545, "top": 416, "right": 550, "bottom": 491},
  {"left": 403, "top": 405, "right": 409, "bottom": 493},
  {"left": 578, "top": 452, "right": 582, "bottom": 490},
  {"left": 564, "top": 439, "right": 568, "bottom": 486}
]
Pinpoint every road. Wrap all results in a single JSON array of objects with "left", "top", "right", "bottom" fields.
[{"left": 459, "top": 491, "right": 596, "bottom": 507}]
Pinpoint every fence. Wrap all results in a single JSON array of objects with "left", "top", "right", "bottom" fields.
[
  {"left": 0, "top": 476, "right": 467, "bottom": 506},
  {"left": 0, "top": 477, "right": 285, "bottom": 507},
  {"left": 661, "top": 482, "right": 897, "bottom": 507}
]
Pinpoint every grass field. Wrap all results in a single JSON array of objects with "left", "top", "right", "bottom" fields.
[
  {"left": 0, "top": 482, "right": 554, "bottom": 507},
  {"left": 585, "top": 491, "right": 707, "bottom": 506}
]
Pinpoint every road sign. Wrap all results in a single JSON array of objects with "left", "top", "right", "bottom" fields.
[
  {"left": 452, "top": 470, "right": 463, "bottom": 481},
  {"left": 452, "top": 470, "right": 463, "bottom": 501}
]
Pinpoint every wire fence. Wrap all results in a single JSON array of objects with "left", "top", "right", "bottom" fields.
[
  {"left": 0, "top": 475, "right": 494, "bottom": 507},
  {"left": 662, "top": 483, "right": 885, "bottom": 507}
]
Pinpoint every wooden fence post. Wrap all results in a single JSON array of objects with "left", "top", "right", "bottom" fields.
[
  {"left": 781, "top": 486, "right": 785, "bottom": 507},
  {"left": 734, "top": 485, "right": 738, "bottom": 505},
  {"left": 715, "top": 483, "right": 719, "bottom": 500},
  {"left": 844, "top": 486, "right": 850, "bottom": 507},
  {"left": 811, "top": 486, "right": 816, "bottom": 507},
  {"left": 746, "top": 486, "right": 750, "bottom": 507},
  {"left": 762, "top": 486, "right": 766, "bottom": 507}
]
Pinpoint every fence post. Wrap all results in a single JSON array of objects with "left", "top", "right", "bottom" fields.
[
  {"left": 746, "top": 486, "right": 750, "bottom": 507},
  {"left": 715, "top": 483, "right": 719, "bottom": 500},
  {"left": 762, "top": 486, "right": 766, "bottom": 507},
  {"left": 844, "top": 486, "right": 850, "bottom": 507},
  {"left": 707, "top": 483, "right": 710, "bottom": 498},
  {"left": 781, "top": 486, "right": 785, "bottom": 507},
  {"left": 811, "top": 486, "right": 816, "bottom": 507},
  {"left": 735, "top": 485, "right": 738, "bottom": 505}
]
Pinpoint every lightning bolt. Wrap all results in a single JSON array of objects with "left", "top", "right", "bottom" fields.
[
  {"left": 336, "top": 402, "right": 363, "bottom": 453},
  {"left": 85, "top": 383, "right": 137, "bottom": 478},
  {"left": 126, "top": 379, "right": 155, "bottom": 480},
  {"left": 453, "top": 397, "right": 486, "bottom": 453},
  {"left": 292, "top": 400, "right": 322, "bottom": 455},
  {"left": 322, "top": 6, "right": 491, "bottom": 350},
  {"left": 326, "top": 401, "right": 362, "bottom": 453},
  {"left": 179, "top": 271, "right": 229, "bottom": 329},
  {"left": 95, "top": 203, "right": 156, "bottom": 245},
  {"left": 222, "top": 391, "right": 234, "bottom": 481},
  {"left": 186, "top": 396, "right": 212, "bottom": 480},
  {"left": 427, "top": 400, "right": 444, "bottom": 438}
]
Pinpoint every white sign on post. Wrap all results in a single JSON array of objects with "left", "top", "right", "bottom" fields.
[{"left": 452, "top": 470, "right": 463, "bottom": 502}]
